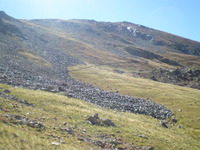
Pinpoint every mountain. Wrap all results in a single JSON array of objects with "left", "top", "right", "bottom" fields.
[
  {"left": 0, "top": 12, "right": 200, "bottom": 149},
  {"left": 0, "top": 11, "right": 200, "bottom": 90}
]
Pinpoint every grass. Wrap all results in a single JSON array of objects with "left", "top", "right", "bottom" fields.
[
  {"left": 69, "top": 64, "right": 200, "bottom": 149},
  {"left": 0, "top": 64, "right": 200, "bottom": 149},
  {"left": 0, "top": 83, "right": 199, "bottom": 150},
  {"left": 164, "top": 52, "right": 200, "bottom": 69},
  {"left": 18, "top": 51, "right": 51, "bottom": 67}
]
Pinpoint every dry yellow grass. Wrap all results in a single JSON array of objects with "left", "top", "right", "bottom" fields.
[
  {"left": 164, "top": 52, "right": 200, "bottom": 69},
  {"left": 69, "top": 64, "right": 200, "bottom": 149},
  {"left": 0, "top": 80, "right": 199, "bottom": 149},
  {"left": 18, "top": 51, "right": 51, "bottom": 67}
]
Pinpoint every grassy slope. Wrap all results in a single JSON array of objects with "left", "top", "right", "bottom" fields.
[
  {"left": 69, "top": 64, "right": 200, "bottom": 149},
  {"left": 0, "top": 82, "right": 199, "bottom": 150}
]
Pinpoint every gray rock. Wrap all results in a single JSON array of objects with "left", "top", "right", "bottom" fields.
[
  {"left": 171, "top": 118, "right": 178, "bottom": 123},
  {"left": 4, "top": 89, "right": 11, "bottom": 93}
]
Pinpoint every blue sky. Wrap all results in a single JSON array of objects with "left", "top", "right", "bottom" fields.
[{"left": 0, "top": 0, "right": 200, "bottom": 42}]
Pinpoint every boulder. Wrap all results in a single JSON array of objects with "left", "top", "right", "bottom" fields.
[
  {"left": 87, "top": 116, "right": 101, "bottom": 125},
  {"left": 93, "top": 113, "right": 99, "bottom": 119},
  {"left": 87, "top": 113, "right": 115, "bottom": 126},
  {"left": 171, "top": 118, "right": 178, "bottom": 123},
  {"left": 101, "top": 119, "right": 115, "bottom": 127},
  {"left": 4, "top": 89, "right": 11, "bottom": 93},
  {"left": 160, "top": 120, "right": 168, "bottom": 128}
]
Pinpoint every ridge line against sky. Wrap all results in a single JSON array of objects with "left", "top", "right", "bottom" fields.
[{"left": 0, "top": 0, "right": 200, "bottom": 42}]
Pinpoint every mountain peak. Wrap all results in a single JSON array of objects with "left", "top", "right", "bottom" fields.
[{"left": 0, "top": 11, "right": 13, "bottom": 20}]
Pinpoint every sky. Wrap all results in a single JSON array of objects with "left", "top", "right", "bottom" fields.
[{"left": 0, "top": 0, "right": 200, "bottom": 42}]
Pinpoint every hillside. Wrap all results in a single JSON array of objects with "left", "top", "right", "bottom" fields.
[
  {"left": 0, "top": 11, "right": 200, "bottom": 90},
  {"left": 0, "top": 11, "right": 200, "bottom": 149},
  {"left": 1, "top": 83, "right": 199, "bottom": 149}
]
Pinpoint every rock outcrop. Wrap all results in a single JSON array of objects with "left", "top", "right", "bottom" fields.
[
  {"left": 140, "top": 68, "right": 200, "bottom": 89},
  {"left": 87, "top": 113, "right": 115, "bottom": 126}
]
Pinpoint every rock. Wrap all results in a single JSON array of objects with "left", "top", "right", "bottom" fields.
[
  {"left": 51, "top": 142, "right": 60, "bottom": 145},
  {"left": 77, "top": 137, "right": 85, "bottom": 141},
  {"left": 93, "top": 113, "right": 99, "bottom": 119},
  {"left": 150, "top": 76, "right": 157, "bottom": 81},
  {"left": 4, "top": 89, "right": 10, "bottom": 93},
  {"left": 27, "top": 121, "right": 45, "bottom": 129},
  {"left": 137, "top": 134, "right": 148, "bottom": 139},
  {"left": 171, "top": 118, "right": 178, "bottom": 123},
  {"left": 101, "top": 119, "right": 115, "bottom": 127},
  {"left": 65, "top": 93, "right": 73, "bottom": 98},
  {"left": 176, "top": 125, "right": 182, "bottom": 128},
  {"left": 87, "top": 114, "right": 115, "bottom": 126},
  {"left": 142, "top": 146, "right": 154, "bottom": 150},
  {"left": 95, "top": 141, "right": 105, "bottom": 147},
  {"left": 87, "top": 116, "right": 101, "bottom": 125},
  {"left": 160, "top": 120, "right": 168, "bottom": 128},
  {"left": 113, "top": 70, "right": 124, "bottom": 74},
  {"left": 110, "top": 138, "right": 121, "bottom": 145},
  {"left": 142, "top": 68, "right": 200, "bottom": 90},
  {"left": 134, "top": 146, "right": 154, "bottom": 150},
  {"left": 61, "top": 127, "right": 74, "bottom": 135},
  {"left": 58, "top": 86, "right": 65, "bottom": 92}
]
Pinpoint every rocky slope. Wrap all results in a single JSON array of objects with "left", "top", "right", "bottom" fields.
[
  {"left": 137, "top": 68, "right": 200, "bottom": 89},
  {"left": 0, "top": 55, "right": 172, "bottom": 120}
]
